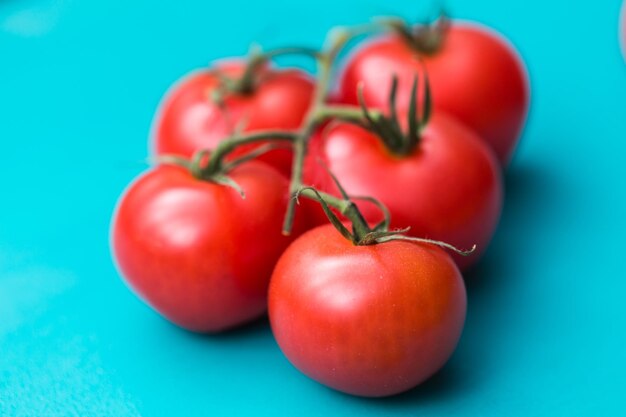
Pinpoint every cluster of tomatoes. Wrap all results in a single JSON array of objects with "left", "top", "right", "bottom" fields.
[{"left": 111, "top": 15, "right": 529, "bottom": 398}]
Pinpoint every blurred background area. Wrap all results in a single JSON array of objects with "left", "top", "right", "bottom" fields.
[{"left": 1, "top": 1, "right": 625, "bottom": 416}]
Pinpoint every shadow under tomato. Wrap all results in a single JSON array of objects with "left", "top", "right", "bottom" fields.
[{"left": 172, "top": 314, "right": 273, "bottom": 343}]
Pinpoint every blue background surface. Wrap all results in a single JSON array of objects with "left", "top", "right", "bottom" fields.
[{"left": 1, "top": 0, "right": 625, "bottom": 415}]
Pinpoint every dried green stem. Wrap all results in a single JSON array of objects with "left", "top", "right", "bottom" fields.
[
  {"left": 296, "top": 188, "right": 372, "bottom": 243},
  {"left": 203, "top": 130, "right": 297, "bottom": 175},
  {"left": 230, "top": 46, "right": 320, "bottom": 94},
  {"left": 281, "top": 24, "right": 378, "bottom": 235},
  {"left": 313, "top": 105, "right": 383, "bottom": 125}
]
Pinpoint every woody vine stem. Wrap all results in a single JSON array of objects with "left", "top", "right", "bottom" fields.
[{"left": 202, "top": 23, "right": 384, "bottom": 242}]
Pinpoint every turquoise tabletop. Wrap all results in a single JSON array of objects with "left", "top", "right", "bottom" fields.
[{"left": 1, "top": 0, "right": 625, "bottom": 415}]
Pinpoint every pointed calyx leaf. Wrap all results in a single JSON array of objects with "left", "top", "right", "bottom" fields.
[
  {"left": 156, "top": 149, "right": 248, "bottom": 199},
  {"left": 359, "top": 227, "right": 411, "bottom": 245},
  {"left": 357, "top": 73, "right": 432, "bottom": 156},
  {"left": 374, "top": 235, "right": 477, "bottom": 256},
  {"left": 412, "top": 9, "right": 450, "bottom": 55},
  {"left": 227, "top": 43, "right": 265, "bottom": 96},
  {"left": 347, "top": 195, "right": 391, "bottom": 232},
  {"left": 189, "top": 149, "right": 211, "bottom": 179},
  {"left": 208, "top": 43, "right": 267, "bottom": 103},
  {"left": 379, "top": 10, "right": 449, "bottom": 55},
  {"left": 406, "top": 75, "right": 420, "bottom": 149},
  {"left": 295, "top": 183, "right": 474, "bottom": 257},
  {"left": 296, "top": 187, "right": 355, "bottom": 243},
  {"left": 209, "top": 70, "right": 239, "bottom": 107},
  {"left": 153, "top": 155, "right": 192, "bottom": 170},
  {"left": 357, "top": 79, "right": 404, "bottom": 152},
  {"left": 294, "top": 173, "right": 473, "bottom": 254},
  {"left": 213, "top": 174, "right": 246, "bottom": 198},
  {"left": 316, "top": 158, "right": 350, "bottom": 200},
  {"left": 377, "top": 18, "right": 419, "bottom": 51},
  {"left": 209, "top": 44, "right": 321, "bottom": 106},
  {"left": 357, "top": 225, "right": 477, "bottom": 256},
  {"left": 422, "top": 71, "right": 432, "bottom": 123}
]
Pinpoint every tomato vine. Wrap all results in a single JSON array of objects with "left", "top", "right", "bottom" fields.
[{"left": 158, "top": 19, "right": 476, "bottom": 256}]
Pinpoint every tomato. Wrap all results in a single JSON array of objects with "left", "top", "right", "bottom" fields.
[
  {"left": 111, "top": 161, "right": 309, "bottom": 332},
  {"left": 153, "top": 61, "right": 315, "bottom": 176},
  {"left": 338, "top": 21, "right": 530, "bottom": 166},
  {"left": 268, "top": 224, "right": 466, "bottom": 397},
  {"left": 305, "top": 113, "right": 502, "bottom": 271}
]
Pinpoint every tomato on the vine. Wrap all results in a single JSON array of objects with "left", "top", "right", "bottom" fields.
[
  {"left": 111, "top": 161, "right": 310, "bottom": 332},
  {"left": 305, "top": 112, "right": 502, "bottom": 271},
  {"left": 153, "top": 61, "right": 315, "bottom": 176},
  {"left": 338, "top": 20, "right": 529, "bottom": 166},
  {"left": 269, "top": 224, "right": 467, "bottom": 397}
]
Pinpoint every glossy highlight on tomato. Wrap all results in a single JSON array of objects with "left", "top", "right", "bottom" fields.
[
  {"left": 153, "top": 61, "right": 315, "bottom": 176},
  {"left": 111, "top": 161, "right": 309, "bottom": 332},
  {"left": 338, "top": 21, "right": 529, "bottom": 166},
  {"left": 269, "top": 224, "right": 467, "bottom": 397}
]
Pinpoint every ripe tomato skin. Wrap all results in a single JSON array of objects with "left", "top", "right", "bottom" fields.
[
  {"left": 269, "top": 224, "right": 467, "bottom": 397},
  {"left": 338, "top": 22, "right": 529, "bottom": 166},
  {"left": 305, "top": 113, "right": 503, "bottom": 271},
  {"left": 153, "top": 61, "right": 315, "bottom": 176},
  {"left": 111, "top": 162, "right": 308, "bottom": 332}
]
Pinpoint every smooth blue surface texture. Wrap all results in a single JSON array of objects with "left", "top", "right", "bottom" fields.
[{"left": 1, "top": 0, "right": 625, "bottom": 415}]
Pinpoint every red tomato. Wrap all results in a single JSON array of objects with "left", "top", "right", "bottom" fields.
[
  {"left": 153, "top": 61, "right": 315, "bottom": 176},
  {"left": 269, "top": 224, "right": 467, "bottom": 397},
  {"left": 338, "top": 21, "right": 529, "bottom": 166},
  {"left": 305, "top": 113, "right": 503, "bottom": 271},
  {"left": 111, "top": 161, "right": 309, "bottom": 332}
]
